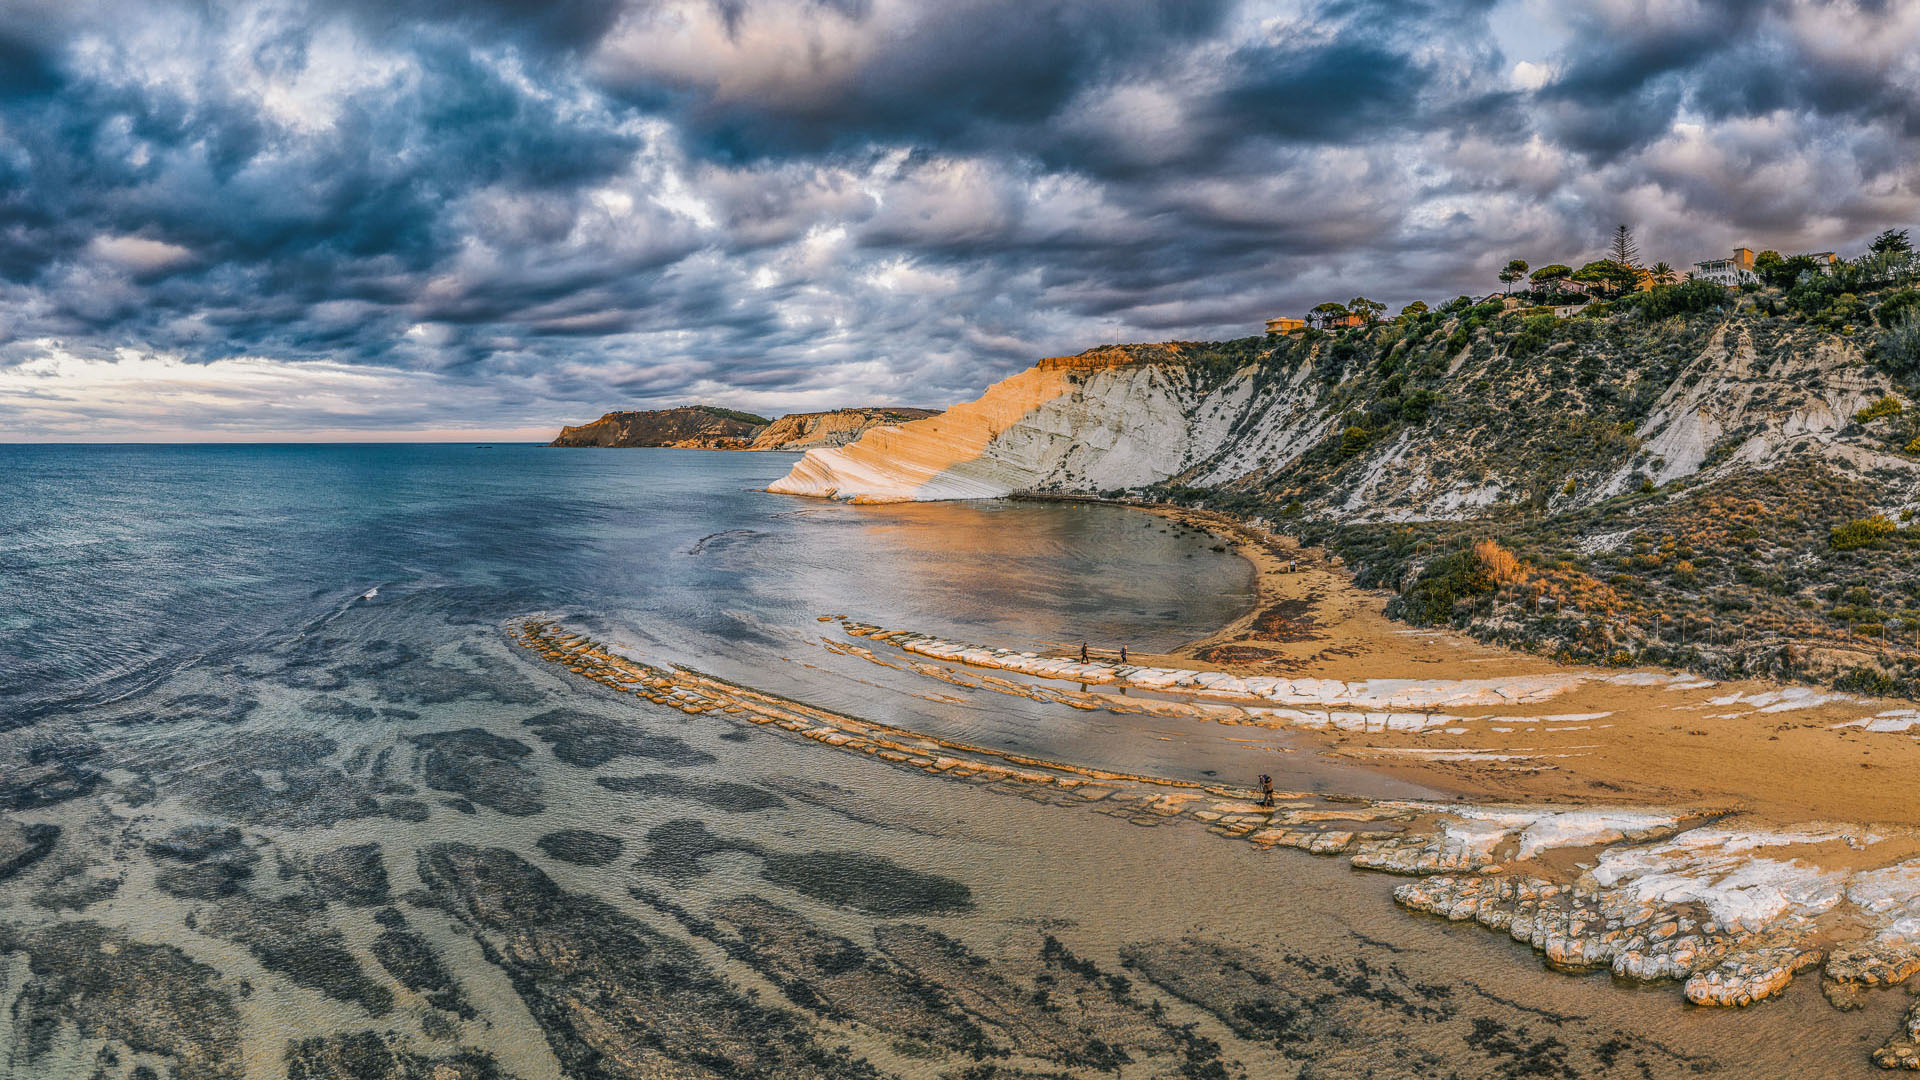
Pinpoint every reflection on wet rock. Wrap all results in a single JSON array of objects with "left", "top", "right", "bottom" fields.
[
  {"left": 0, "top": 757, "right": 101, "bottom": 810},
  {"left": 637, "top": 892, "right": 992, "bottom": 1054},
  {"left": 417, "top": 843, "right": 887, "bottom": 1079},
  {"left": 150, "top": 825, "right": 258, "bottom": 900},
  {"left": 0, "top": 921, "right": 245, "bottom": 1080},
  {"left": 369, "top": 908, "right": 474, "bottom": 1019},
  {"left": 193, "top": 891, "right": 395, "bottom": 1017},
  {"left": 535, "top": 829, "right": 624, "bottom": 866},
  {"left": 0, "top": 821, "right": 59, "bottom": 881},
  {"left": 302, "top": 842, "right": 390, "bottom": 906},
  {"left": 634, "top": 891, "right": 1208, "bottom": 1072},
  {"left": 285, "top": 1031, "right": 511, "bottom": 1079},
  {"left": 409, "top": 728, "right": 544, "bottom": 816},
  {"left": 522, "top": 707, "right": 716, "bottom": 768},
  {"left": 275, "top": 635, "right": 539, "bottom": 706},
  {"left": 760, "top": 852, "right": 972, "bottom": 917},
  {"left": 594, "top": 772, "right": 785, "bottom": 812},
  {"left": 633, "top": 820, "right": 972, "bottom": 914},
  {"left": 634, "top": 818, "right": 748, "bottom": 879},
  {"left": 1121, "top": 938, "right": 1703, "bottom": 1079},
  {"left": 133, "top": 731, "right": 390, "bottom": 827},
  {"left": 146, "top": 824, "right": 244, "bottom": 862}
]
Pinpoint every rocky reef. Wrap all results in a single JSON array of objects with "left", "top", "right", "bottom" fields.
[{"left": 518, "top": 616, "right": 1920, "bottom": 1071}]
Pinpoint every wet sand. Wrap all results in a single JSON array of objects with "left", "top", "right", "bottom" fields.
[
  {"left": 1111, "top": 507, "right": 1920, "bottom": 830},
  {"left": 521, "top": 611, "right": 1920, "bottom": 1072}
]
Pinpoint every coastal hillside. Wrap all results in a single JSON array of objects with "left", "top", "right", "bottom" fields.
[
  {"left": 551, "top": 405, "right": 939, "bottom": 450},
  {"left": 746, "top": 407, "right": 940, "bottom": 451},
  {"left": 773, "top": 282, "right": 1920, "bottom": 692},
  {"left": 551, "top": 406, "right": 771, "bottom": 448}
]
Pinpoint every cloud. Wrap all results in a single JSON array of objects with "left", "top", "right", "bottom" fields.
[
  {"left": 1, "top": 0, "right": 1919, "bottom": 439},
  {"left": 86, "top": 234, "right": 196, "bottom": 275}
]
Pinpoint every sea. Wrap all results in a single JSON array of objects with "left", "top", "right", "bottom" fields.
[{"left": 0, "top": 444, "right": 1899, "bottom": 1079}]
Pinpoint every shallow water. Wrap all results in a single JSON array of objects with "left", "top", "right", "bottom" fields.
[{"left": 0, "top": 444, "right": 1900, "bottom": 1078}]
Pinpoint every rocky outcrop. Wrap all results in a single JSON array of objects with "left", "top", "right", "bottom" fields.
[
  {"left": 550, "top": 405, "right": 941, "bottom": 451},
  {"left": 747, "top": 407, "right": 939, "bottom": 451},
  {"left": 769, "top": 316, "right": 1907, "bottom": 516},
  {"left": 768, "top": 346, "right": 1252, "bottom": 501},
  {"left": 549, "top": 406, "right": 771, "bottom": 448}
]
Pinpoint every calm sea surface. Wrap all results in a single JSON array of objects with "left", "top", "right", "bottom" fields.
[{"left": 0, "top": 444, "right": 1897, "bottom": 1079}]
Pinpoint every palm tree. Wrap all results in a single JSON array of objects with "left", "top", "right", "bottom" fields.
[{"left": 1650, "top": 261, "right": 1676, "bottom": 286}]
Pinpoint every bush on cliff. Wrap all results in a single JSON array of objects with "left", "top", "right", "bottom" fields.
[
  {"left": 1623, "top": 280, "right": 1731, "bottom": 322},
  {"left": 1830, "top": 515, "right": 1898, "bottom": 551},
  {"left": 1399, "top": 548, "right": 1497, "bottom": 625}
]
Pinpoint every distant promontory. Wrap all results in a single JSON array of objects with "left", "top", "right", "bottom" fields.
[{"left": 549, "top": 405, "right": 939, "bottom": 451}]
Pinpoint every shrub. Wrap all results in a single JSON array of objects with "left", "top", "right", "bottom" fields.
[
  {"left": 1509, "top": 314, "right": 1555, "bottom": 356},
  {"left": 1830, "top": 515, "right": 1898, "bottom": 551},
  {"left": 1627, "top": 280, "right": 1731, "bottom": 321},
  {"left": 1875, "top": 288, "right": 1920, "bottom": 327},
  {"left": 1473, "top": 539, "right": 1524, "bottom": 586},
  {"left": 1875, "top": 313, "right": 1920, "bottom": 378},
  {"left": 1400, "top": 549, "right": 1495, "bottom": 625},
  {"left": 1834, "top": 667, "right": 1904, "bottom": 696},
  {"left": 1855, "top": 395, "right": 1903, "bottom": 424}
]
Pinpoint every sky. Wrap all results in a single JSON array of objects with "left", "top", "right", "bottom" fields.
[{"left": 3, "top": 0, "right": 1919, "bottom": 440}]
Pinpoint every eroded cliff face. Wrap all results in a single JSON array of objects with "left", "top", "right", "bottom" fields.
[
  {"left": 775, "top": 304, "right": 1920, "bottom": 690},
  {"left": 769, "top": 346, "right": 1264, "bottom": 501},
  {"left": 746, "top": 407, "right": 940, "bottom": 451},
  {"left": 770, "top": 316, "right": 1909, "bottom": 522}
]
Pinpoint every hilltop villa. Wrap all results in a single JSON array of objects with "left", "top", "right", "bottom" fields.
[{"left": 1692, "top": 246, "right": 1837, "bottom": 286}]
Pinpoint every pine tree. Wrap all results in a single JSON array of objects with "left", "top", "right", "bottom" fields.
[{"left": 1609, "top": 224, "right": 1640, "bottom": 267}]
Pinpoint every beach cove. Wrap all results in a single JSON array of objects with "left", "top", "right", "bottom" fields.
[{"left": 0, "top": 444, "right": 1914, "bottom": 1077}]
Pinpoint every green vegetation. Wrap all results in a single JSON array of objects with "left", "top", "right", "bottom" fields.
[
  {"left": 1399, "top": 549, "right": 1493, "bottom": 625},
  {"left": 1831, "top": 515, "right": 1897, "bottom": 551},
  {"left": 695, "top": 405, "right": 773, "bottom": 425},
  {"left": 1854, "top": 396, "right": 1903, "bottom": 424},
  {"left": 1130, "top": 225, "right": 1920, "bottom": 696}
]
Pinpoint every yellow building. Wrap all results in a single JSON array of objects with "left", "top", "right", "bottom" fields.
[{"left": 1265, "top": 317, "right": 1306, "bottom": 334}]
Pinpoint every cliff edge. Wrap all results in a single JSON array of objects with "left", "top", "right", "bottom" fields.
[
  {"left": 768, "top": 345, "right": 1192, "bottom": 501},
  {"left": 768, "top": 287, "right": 1920, "bottom": 691},
  {"left": 747, "top": 407, "right": 940, "bottom": 451},
  {"left": 550, "top": 406, "right": 770, "bottom": 448},
  {"left": 551, "top": 405, "right": 940, "bottom": 451}
]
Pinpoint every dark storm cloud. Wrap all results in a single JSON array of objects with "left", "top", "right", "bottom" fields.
[
  {"left": 594, "top": 0, "right": 1236, "bottom": 158},
  {"left": 2, "top": 0, "right": 1920, "bottom": 438}
]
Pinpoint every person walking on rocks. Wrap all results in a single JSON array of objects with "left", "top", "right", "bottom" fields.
[
  {"left": 1118, "top": 645, "right": 1127, "bottom": 664},
  {"left": 1258, "top": 774, "right": 1275, "bottom": 808},
  {"left": 1080, "top": 642, "right": 1089, "bottom": 663}
]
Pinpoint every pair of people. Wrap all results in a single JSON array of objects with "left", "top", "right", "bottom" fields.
[
  {"left": 1257, "top": 773, "right": 1275, "bottom": 808},
  {"left": 1079, "top": 643, "right": 1128, "bottom": 663}
]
